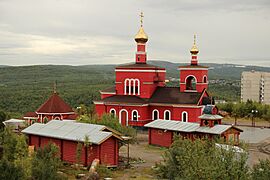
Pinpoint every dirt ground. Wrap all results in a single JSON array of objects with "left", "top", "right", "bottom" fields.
[
  {"left": 113, "top": 127, "right": 270, "bottom": 179},
  {"left": 113, "top": 132, "right": 165, "bottom": 179}
]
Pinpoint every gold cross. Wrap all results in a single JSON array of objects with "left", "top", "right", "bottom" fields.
[
  {"left": 194, "top": 34, "right": 196, "bottom": 45},
  {"left": 140, "top": 12, "right": 144, "bottom": 27}
]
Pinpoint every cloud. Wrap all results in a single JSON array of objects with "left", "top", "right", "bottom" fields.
[{"left": 0, "top": 0, "right": 269, "bottom": 66}]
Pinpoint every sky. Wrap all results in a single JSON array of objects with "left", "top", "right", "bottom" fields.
[{"left": 0, "top": 0, "right": 270, "bottom": 66}]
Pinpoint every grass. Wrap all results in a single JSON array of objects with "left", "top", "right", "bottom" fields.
[{"left": 223, "top": 117, "right": 270, "bottom": 127}]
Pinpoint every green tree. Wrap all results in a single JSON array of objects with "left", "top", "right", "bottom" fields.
[
  {"left": 0, "top": 128, "right": 30, "bottom": 179},
  {"left": 251, "top": 159, "right": 270, "bottom": 180},
  {"left": 0, "top": 158, "right": 25, "bottom": 180},
  {"left": 76, "top": 142, "right": 83, "bottom": 165},
  {"left": 31, "top": 143, "right": 63, "bottom": 180},
  {"left": 156, "top": 136, "right": 249, "bottom": 180},
  {"left": 232, "top": 103, "right": 241, "bottom": 125}
]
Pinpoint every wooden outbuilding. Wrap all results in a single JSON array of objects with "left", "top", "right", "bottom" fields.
[
  {"left": 145, "top": 120, "right": 243, "bottom": 147},
  {"left": 22, "top": 120, "right": 122, "bottom": 166}
]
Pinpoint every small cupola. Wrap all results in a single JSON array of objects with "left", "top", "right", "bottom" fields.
[{"left": 199, "top": 105, "right": 223, "bottom": 127}]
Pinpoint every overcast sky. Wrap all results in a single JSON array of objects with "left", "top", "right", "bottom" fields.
[{"left": 0, "top": 0, "right": 270, "bottom": 66}]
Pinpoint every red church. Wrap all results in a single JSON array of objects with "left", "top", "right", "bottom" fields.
[
  {"left": 23, "top": 90, "right": 77, "bottom": 124},
  {"left": 94, "top": 13, "right": 213, "bottom": 127}
]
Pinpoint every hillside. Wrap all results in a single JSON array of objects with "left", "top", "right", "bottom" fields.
[{"left": 1, "top": 61, "right": 270, "bottom": 116}]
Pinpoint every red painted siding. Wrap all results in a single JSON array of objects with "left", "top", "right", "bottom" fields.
[
  {"left": 29, "top": 135, "right": 40, "bottom": 147},
  {"left": 115, "top": 70, "right": 165, "bottom": 99},
  {"left": 62, "top": 140, "right": 78, "bottom": 163},
  {"left": 40, "top": 137, "right": 50, "bottom": 148},
  {"left": 149, "top": 128, "right": 173, "bottom": 147},
  {"left": 100, "top": 137, "right": 118, "bottom": 166}
]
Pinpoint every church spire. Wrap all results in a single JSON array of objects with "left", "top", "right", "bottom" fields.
[
  {"left": 134, "top": 12, "right": 148, "bottom": 64},
  {"left": 134, "top": 12, "right": 148, "bottom": 43},
  {"left": 190, "top": 34, "right": 199, "bottom": 65}
]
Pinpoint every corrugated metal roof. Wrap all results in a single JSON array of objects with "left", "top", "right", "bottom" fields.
[
  {"left": 145, "top": 120, "right": 199, "bottom": 132},
  {"left": 196, "top": 125, "right": 231, "bottom": 135},
  {"left": 144, "top": 120, "right": 235, "bottom": 135},
  {"left": 198, "top": 114, "right": 223, "bottom": 120},
  {"left": 22, "top": 120, "right": 116, "bottom": 145}
]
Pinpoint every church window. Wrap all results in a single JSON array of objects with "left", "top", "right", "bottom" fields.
[
  {"left": 126, "top": 86, "right": 129, "bottom": 94},
  {"left": 110, "top": 108, "right": 116, "bottom": 117},
  {"left": 203, "top": 76, "right": 207, "bottom": 83},
  {"left": 54, "top": 116, "right": 60, "bottom": 120},
  {"left": 182, "top": 111, "right": 188, "bottom": 122},
  {"left": 152, "top": 109, "right": 159, "bottom": 120},
  {"left": 124, "top": 78, "right": 140, "bottom": 95},
  {"left": 185, "top": 76, "right": 196, "bottom": 90},
  {"left": 164, "top": 110, "right": 171, "bottom": 120},
  {"left": 132, "top": 110, "right": 138, "bottom": 121},
  {"left": 135, "top": 86, "right": 139, "bottom": 94}
]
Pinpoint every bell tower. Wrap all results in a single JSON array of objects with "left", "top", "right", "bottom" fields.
[
  {"left": 179, "top": 35, "right": 208, "bottom": 93},
  {"left": 134, "top": 12, "right": 148, "bottom": 64}
]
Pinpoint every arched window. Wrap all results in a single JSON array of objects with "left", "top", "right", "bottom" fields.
[
  {"left": 54, "top": 116, "right": 60, "bottom": 120},
  {"left": 109, "top": 108, "right": 116, "bottom": 117},
  {"left": 152, "top": 109, "right": 159, "bottom": 120},
  {"left": 132, "top": 110, "right": 139, "bottom": 121},
  {"left": 164, "top": 110, "right": 171, "bottom": 120},
  {"left": 203, "top": 76, "right": 207, "bottom": 83},
  {"left": 185, "top": 76, "right": 197, "bottom": 90},
  {"left": 182, "top": 111, "right": 188, "bottom": 122},
  {"left": 124, "top": 78, "right": 140, "bottom": 95}
]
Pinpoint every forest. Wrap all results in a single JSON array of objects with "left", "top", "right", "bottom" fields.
[{"left": 1, "top": 61, "right": 270, "bottom": 117}]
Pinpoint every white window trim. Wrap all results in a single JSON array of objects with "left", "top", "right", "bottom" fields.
[
  {"left": 202, "top": 75, "right": 207, "bottom": 83},
  {"left": 182, "top": 111, "right": 188, "bottom": 122},
  {"left": 164, "top": 110, "right": 171, "bottom": 120},
  {"left": 54, "top": 116, "right": 60, "bottom": 120},
  {"left": 152, "top": 109, "right": 159, "bottom": 120},
  {"left": 109, "top": 108, "right": 116, "bottom": 117},
  {"left": 131, "top": 110, "right": 139, "bottom": 121},
  {"left": 124, "top": 78, "right": 140, "bottom": 95},
  {"left": 185, "top": 75, "right": 197, "bottom": 83},
  {"left": 119, "top": 109, "right": 129, "bottom": 126}
]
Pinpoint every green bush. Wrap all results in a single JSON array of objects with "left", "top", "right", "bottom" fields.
[
  {"left": 31, "top": 143, "right": 63, "bottom": 180},
  {"left": 156, "top": 137, "right": 249, "bottom": 179}
]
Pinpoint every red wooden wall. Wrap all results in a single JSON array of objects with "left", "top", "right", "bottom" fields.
[
  {"left": 28, "top": 135, "right": 119, "bottom": 166},
  {"left": 149, "top": 128, "right": 173, "bottom": 147}
]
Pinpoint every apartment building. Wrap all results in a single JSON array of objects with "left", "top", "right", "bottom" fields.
[{"left": 241, "top": 71, "right": 270, "bottom": 104}]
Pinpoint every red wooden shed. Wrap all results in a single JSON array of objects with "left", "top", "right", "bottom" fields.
[
  {"left": 145, "top": 120, "right": 242, "bottom": 147},
  {"left": 22, "top": 120, "right": 122, "bottom": 166}
]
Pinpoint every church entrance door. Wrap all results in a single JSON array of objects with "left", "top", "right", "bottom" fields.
[{"left": 120, "top": 110, "right": 128, "bottom": 126}]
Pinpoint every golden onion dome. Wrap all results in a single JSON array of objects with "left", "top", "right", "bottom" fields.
[
  {"left": 190, "top": 34, "right": 199, "bottom": 54},
  {"left": 135, "top": 26, "right": 148, "bottom": 43},
  {"left": 190, "top": 44, "right": 199, "bottom": 54}
]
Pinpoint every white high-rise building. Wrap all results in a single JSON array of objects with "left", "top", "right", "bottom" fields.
[{"left": 241, "top": 71, "right": 270, "bottom": 104}]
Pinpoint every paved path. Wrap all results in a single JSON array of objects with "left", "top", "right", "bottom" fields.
[{"left": 239, "top": 126, "right": 270, "bottom": 143}]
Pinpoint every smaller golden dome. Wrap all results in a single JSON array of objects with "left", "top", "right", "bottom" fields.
[
  {"left": 190, "top": 34, "right": 199, "bottom": 55},
  {"left": 135, "top": 27, "right": 148, "bottom": 43}
]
